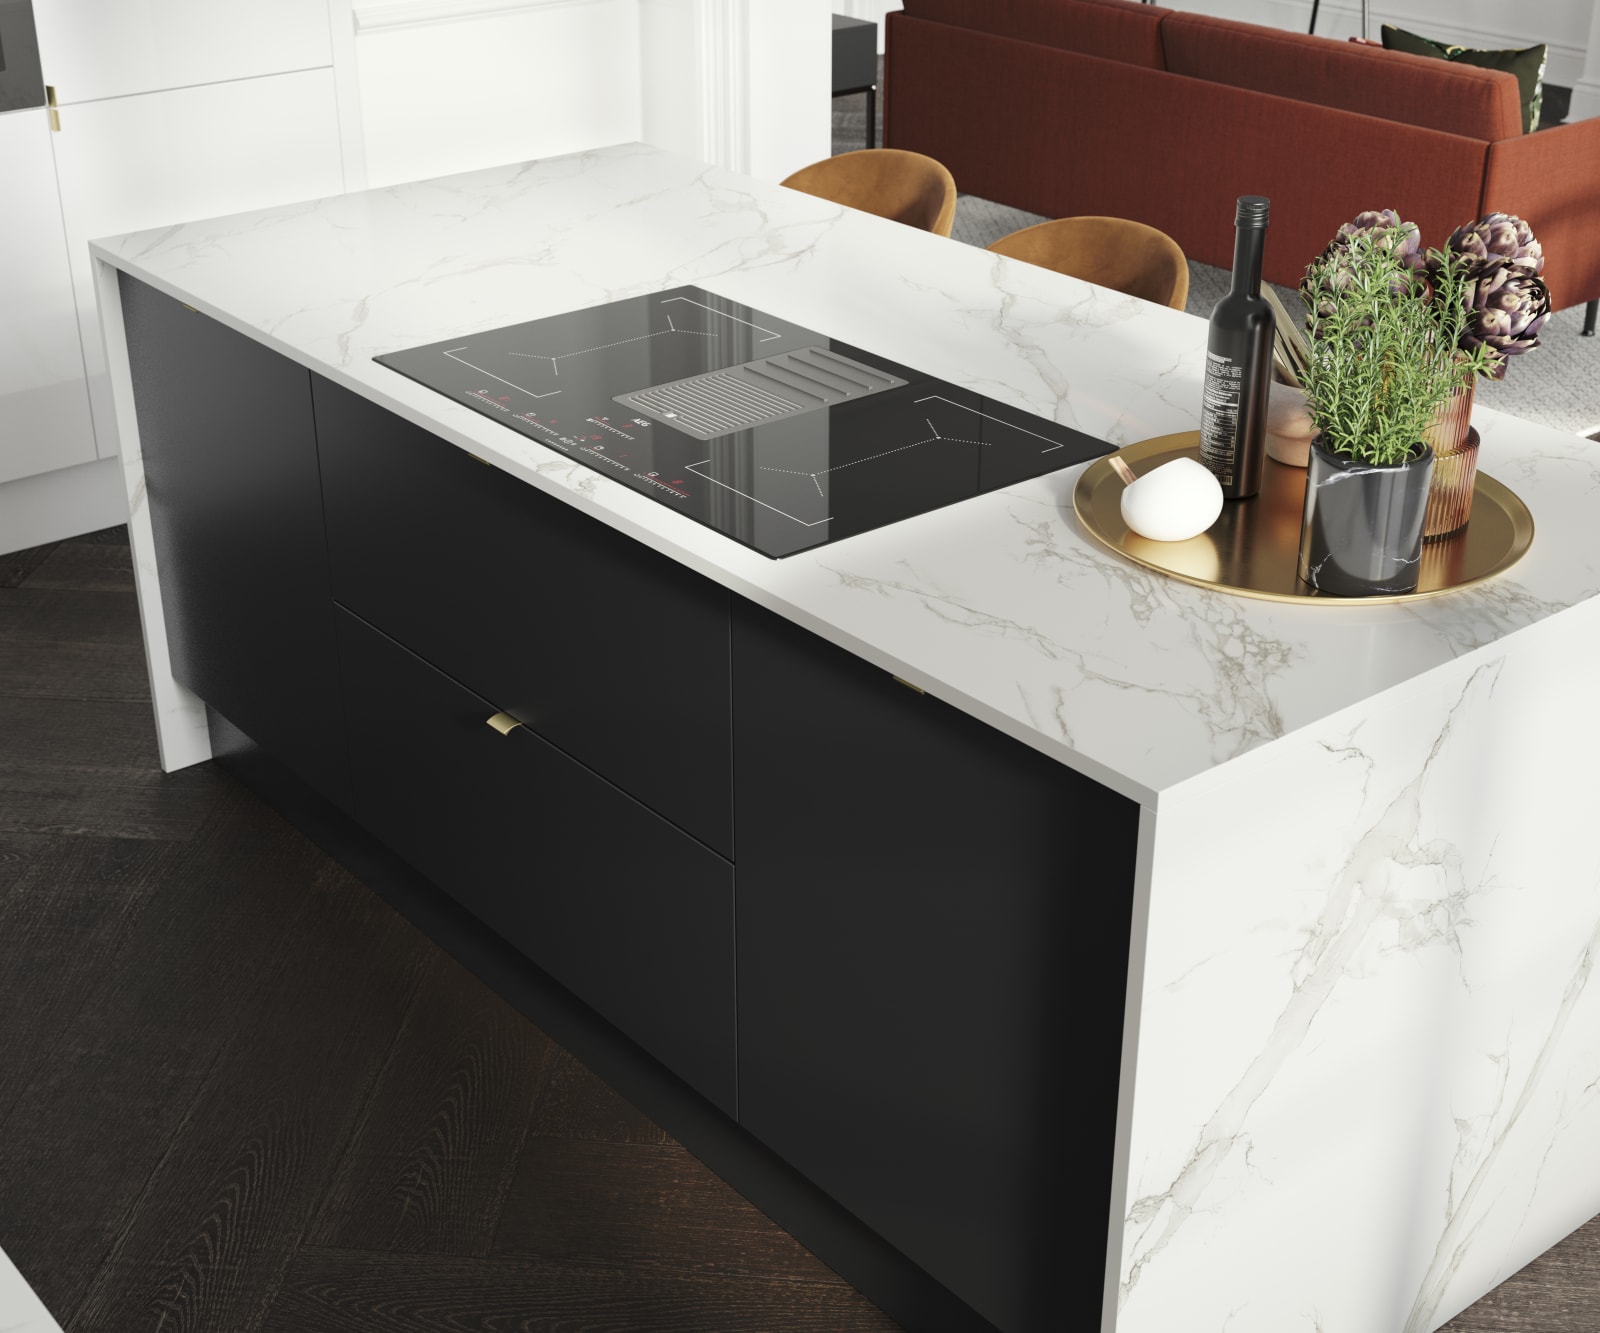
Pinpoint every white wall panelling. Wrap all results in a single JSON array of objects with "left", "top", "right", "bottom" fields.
[
  {"left": 0, "top": 108, "right": 96, "bottom": 489},
  {"left": 638, "top": 0, "right": 829, "bottom": 180},
  {"left": 1574, "top": 3, "right": 1600, "bottom": 122},
  {"left": 50, "top": 68, "right": 346, "bottom": 459},
  {"left": 327, "top": 0, "right": 369, "bottom": 190},
  {"left": 695, "top": 0, "right": 749, "bottom": 174},
  {"left": 1174, "top": 0, "right": 1593, "bottom": 89},
  {"left": 353, "top": 0, "right": 642, "bottom": 189},
  {"left": 354, "top": 0, "right": 618, "bottom": 28},
  {"left": 637, "top": 0, "right": 699, "bottom": 163},
  {"left": 744, "top": 0, "right": 829, "bottom": 181},
  {"left": 32, "top": 0, "right": 333, "bottom": 104},
  {"left": 354, "top": 0, "right": 828, "bottom": 192}
]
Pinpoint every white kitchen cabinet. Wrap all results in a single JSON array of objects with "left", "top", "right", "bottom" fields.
[
  {"left": 32, "top": 0, "right": 333, "bottom": 105},
  {"left": 0, "top": 107, "right": 96, "bottom": 487},
  {"left": 50, "top": 68, "right": 347, "bottom": 457}
]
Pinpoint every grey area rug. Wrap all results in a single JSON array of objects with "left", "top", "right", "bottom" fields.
[{"left": 832, "top": 84, "right": 1600, "bottom": 438}]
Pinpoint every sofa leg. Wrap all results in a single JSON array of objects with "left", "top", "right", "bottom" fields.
[{"left": 1584, "top": 299, "right": 1598, "bottom": 337}]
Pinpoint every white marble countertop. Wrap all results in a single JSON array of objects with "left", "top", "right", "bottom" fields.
[{"left": 89, "top": 142, "right": 1600, "bottom": 806}]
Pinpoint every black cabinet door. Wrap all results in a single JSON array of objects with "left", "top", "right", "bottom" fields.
[
  {"left": 121, "top": 275, "right": 348, "bottom": 805},
  {"left": 313, "top": 376, "right": 733, "bottom": 859},
  {"left": 731, "top": 599, "right": 1141, "bottom": 1333},
  {"left": 336, "top": 605, "right": 736, "bottom": 1114}
]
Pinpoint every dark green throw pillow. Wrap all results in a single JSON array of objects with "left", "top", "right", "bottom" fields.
[{"left": 1381, "top": 24, "right": 1547, "bottom": 133}]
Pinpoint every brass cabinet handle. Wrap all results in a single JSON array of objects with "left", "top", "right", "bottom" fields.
[
  {"left": 46, "top": 86, "right": 61, "bottom": 132},
  {"left": 485, "top": 711, "right": 524, "bottom": 736}
]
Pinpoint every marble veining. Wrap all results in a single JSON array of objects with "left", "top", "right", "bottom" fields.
[
  {"left": 93, "top": 143, "right": 1600, "bottom": 800},
  {"left": 87, "top": 141, "right": 1600, "bottom": 804},
  {"left": 1119, "top": 603, "right": 1600, "bottom": 1332}
]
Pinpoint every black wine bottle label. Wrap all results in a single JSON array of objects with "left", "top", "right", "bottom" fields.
[
  {"left": 1201, "top": 195, "right": 1273, "bottom": 500},
  {"left": 1199, "top": 351, "right": 1244, "bottom": 487}
]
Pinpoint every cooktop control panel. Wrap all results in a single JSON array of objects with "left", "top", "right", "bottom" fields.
[{"left": 376, "top": 285, "right": 1111, "bottom": 558}]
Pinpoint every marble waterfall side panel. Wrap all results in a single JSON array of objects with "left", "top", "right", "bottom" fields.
[{"left": 1115, "top": 601, "right": 1600, "bottom": 1333}]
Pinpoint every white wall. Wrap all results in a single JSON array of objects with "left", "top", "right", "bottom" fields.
[
  {"left": 745, "top": 0, "right": 829, "bottom": 180},
  {"left": 1577, "top": 4, "right": 1600, "bottom": 122},
  {"left": 353, "top": 0, "right": 643, "bottom": 190},
  {"left": 638, "top": 0, "right": 831, "bottom": 182},
  {"left": 353, "top": 0, "right": 830, "bottom": 191},
  {"left": 1134, "top": 0, "right": 1592, "bottom": 89}
]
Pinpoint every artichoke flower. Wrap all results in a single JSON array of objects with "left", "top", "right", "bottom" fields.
[
  {"left": 1301, "top": 209, "right": 1425, "bottom": 314},
  {"left": 1461, "top": 257, "right": 1550, "bottom": 379},
  {"left": 1335, "top": 208, "right": 1426, "bottom": 272},
  {"left": 1448, "top": 212, "right": 1544, "bottom": 276}
]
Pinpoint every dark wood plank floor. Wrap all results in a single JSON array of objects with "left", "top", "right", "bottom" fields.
[
  {"left": 0, "top": 524, "right": 1595, "bottom": 1332},
  {"left": 0, "top": 527, "right": 896, "bottom": 1333}
]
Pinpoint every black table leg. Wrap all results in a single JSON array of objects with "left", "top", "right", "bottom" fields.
[
  {"left": 867, "top": 86, "right": 877, "bottom": 149},
  {"left": 1308, "top": 0, "right": 1320, "bottom": 33},
  {"left": 1584, "top": 298, "right": 1598, "bottom": 337}
]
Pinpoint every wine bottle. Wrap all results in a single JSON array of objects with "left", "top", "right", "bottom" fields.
[{"left": 1199, "top": 196, "right": 1274, "bottom": 500}]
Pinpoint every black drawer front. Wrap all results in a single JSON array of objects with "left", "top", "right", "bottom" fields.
[
  {"left": 335, "top": 605, "right": 736, "bottom": 1115},
  {"left": 314, "top": 376, "right": 733, "bottom": 859}
]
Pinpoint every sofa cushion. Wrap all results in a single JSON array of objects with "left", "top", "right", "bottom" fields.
[
  {"left": 901, "top": 0, "right": 1169, "bottom": 69},
  {"left": 1161, "top": 13, "right": 1524, "bottom": 142},
  {"left": 1381, "top": 25, "right": 1546, "bottom": 133}
]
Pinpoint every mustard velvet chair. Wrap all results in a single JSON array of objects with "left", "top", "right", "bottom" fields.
[
  {"left": 780, "top": 149, "right": 958, "bottom": 238},
  {"left": 987, "top": 216, "right": 1191, "bottom": 310}
]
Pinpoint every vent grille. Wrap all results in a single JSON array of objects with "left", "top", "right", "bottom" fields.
[{"left": 615, "top": 346, "right": 904, "bottom": 440}]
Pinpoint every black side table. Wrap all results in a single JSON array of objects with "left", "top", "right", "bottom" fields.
[{"left": 832, "top": 14, "right": 878, "bottom": 149}]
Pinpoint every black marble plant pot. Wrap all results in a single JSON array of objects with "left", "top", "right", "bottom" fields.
[{"left": 1297, "top": 435, "right": 1434, "bottom": 596}]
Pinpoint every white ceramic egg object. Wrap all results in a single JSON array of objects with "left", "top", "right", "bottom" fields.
[{"left": 1119, "top": 458, "right": 1225, "bottom": 541}]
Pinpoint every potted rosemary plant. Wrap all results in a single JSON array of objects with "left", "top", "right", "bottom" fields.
[{"left": 1296, "top": 231, "right": 1493, "bottom": 596}]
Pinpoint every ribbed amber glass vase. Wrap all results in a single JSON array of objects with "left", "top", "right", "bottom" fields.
[{"left": 1422, "top": 378, "right": 1478, "bottom": 542}]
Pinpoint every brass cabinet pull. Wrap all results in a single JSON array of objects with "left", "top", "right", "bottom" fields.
[
  {"left": 46, "top": 86, "right": 61, "bottom": 132},
  {"left": 485, "top": 711, "right": 524, "bottom": 736},
  {"left": 891, "top": 674, "right": 925, "bottom": 695}
]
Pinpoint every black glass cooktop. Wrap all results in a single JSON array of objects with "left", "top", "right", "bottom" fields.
[{"left": 376, "top": 285, "right": 1111, "bottom": 559}]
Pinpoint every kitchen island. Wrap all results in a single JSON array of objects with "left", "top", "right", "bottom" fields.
[{"left": 93, "top": 143, "right": 1600, "bottom": 1333}]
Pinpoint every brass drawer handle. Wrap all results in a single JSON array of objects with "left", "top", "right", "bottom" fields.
[{"left": 485, "top": 711, "right": 524, "bottom": 736}]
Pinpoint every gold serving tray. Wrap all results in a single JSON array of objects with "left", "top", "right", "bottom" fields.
[{"left": 1072, "top": 431, "right": 1534, "bottom": 604}]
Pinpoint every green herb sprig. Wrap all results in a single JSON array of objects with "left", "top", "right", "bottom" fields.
[{"left": 1301, "top": 236, "right": 1494, "bottom": 467}]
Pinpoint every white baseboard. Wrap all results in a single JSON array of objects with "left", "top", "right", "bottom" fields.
[{"left": 0, "top": 456, "right": 129, "bottom": 557}]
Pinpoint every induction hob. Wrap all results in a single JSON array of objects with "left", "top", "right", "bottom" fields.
[{"left": 376, "top": 285, "right": 1111, "bottom": 559}]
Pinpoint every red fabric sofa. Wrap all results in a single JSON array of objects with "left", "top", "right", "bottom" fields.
[{"left": 884, "top": 0, "right": 1600, "bottom": 315}]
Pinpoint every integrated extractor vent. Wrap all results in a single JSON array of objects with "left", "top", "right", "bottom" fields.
[{"left": 615, "top": 345, "right": 906, "bottom": 440}]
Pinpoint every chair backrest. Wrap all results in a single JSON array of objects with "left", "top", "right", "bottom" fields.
[
  {"left": 987, "top": 216, "right": 1190, "bottom": 309},
  {"left": 780, "top": 149, "right": 958, "bottom": 237}
]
